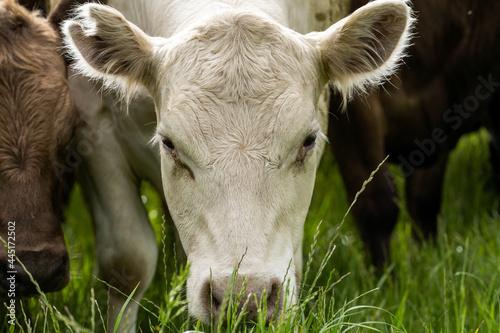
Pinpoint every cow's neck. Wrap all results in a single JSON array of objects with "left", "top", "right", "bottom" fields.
[{"left": 109, "top": 0, "right": 288, "bottom": 38}]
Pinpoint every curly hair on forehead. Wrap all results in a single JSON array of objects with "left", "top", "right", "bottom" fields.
[
  {"left": 165, "top": 12, "right": 318, "bottom": 101},
  {"left": 0, "top": 0, "right": 76, "bottom": 185}
]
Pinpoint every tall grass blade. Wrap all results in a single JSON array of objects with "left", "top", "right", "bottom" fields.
[{"left": 112, "top": 283, "right": 139, "bottom": 333}]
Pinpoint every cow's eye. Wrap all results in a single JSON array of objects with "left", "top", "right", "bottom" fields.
[
  {"left": 297, "top": 133, "right": 317, "bottom": 162},
  {"left": 162, "top": 138, "right": 175, "bottom": 151},
  {"left": 161, "top": 137, "right": 194, "bottom": 179},
  {"left": 303, "top": 133, "right": 317, "bottom": 148},
  {"left": 161, "top": 137, "right": 180, "bottom": 161}
]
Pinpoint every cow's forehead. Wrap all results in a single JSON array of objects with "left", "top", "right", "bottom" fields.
[{"left": 158, "top": 11, "right": 319, "bottom": 101}]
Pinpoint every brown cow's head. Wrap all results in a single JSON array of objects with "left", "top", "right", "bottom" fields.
[{"left": 0, "top": 0, "right": 78, "bottom": 296}]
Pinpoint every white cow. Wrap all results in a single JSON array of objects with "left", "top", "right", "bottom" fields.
[{"left": 62, "top": 0, "right": 413, "bottom": 331}]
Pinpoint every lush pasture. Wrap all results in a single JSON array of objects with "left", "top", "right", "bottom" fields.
[{"left": 1, "top": 128, "right": 499, "bottom": 332}]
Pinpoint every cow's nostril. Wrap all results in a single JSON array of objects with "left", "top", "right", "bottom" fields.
[
  {"left": 204, "top": 280, "right": 224, "bottom": 319},
  {"left": 51, "top": 253, "right": 69, "bottom": 277},
  {"left": 266, "top": 279, "right": 281, "bottom": 313},
  {"left": 211, "top": 290, "right": 221, "bottom": 310},
  {"left": 245, "top": 278, "right": 282, "bottom": 321}
]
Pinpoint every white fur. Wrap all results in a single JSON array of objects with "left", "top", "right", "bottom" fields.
[{"left": 62, "top": 0, "right": 413, "bottom": 331}]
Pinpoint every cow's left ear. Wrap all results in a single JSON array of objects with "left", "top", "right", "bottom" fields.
[
  {"left": 308, "top": 0, "right": 414, "bottom": 101},
  {"left": 62, "top": 3, "right": 159, "bottom": 95}
]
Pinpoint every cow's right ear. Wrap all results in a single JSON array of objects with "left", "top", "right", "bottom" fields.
[
  {"left": 309, "top": 0, "right": 414, "bottom": 102},
  {"left": 62, "top": 3, "right": 159, "bottom": 95}
]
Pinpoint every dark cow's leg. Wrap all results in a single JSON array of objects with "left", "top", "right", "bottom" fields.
[
  {"left": 487, "top": 91, "right": 500, "bottom": 188},
  {"left": 329, "top": 91, "right": 399, "bottom": 268},
  {"left": 405, "top": 154, "right": 448, "bottom": 241},
  {"left": 489, "top": 138, "right": 500, "bottom": 188}
]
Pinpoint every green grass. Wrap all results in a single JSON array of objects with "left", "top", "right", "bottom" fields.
[{"left": 1, "top": 128, "right": 500, "bottom": 332}]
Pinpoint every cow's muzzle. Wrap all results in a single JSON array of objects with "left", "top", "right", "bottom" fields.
[
  {"left": 202, "top": 274, "right": 283, "bottom": 323},
  {"left": 0, "top": 247, "right": 70, "bottom": 297}
]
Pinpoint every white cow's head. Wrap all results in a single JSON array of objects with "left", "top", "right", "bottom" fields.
[{"left": 63, "top": 0, "right": 412, "bottom": 322}]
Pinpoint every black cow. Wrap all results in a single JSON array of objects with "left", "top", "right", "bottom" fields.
[{"left": 329, "top": 0, "right": 500, "bottom": 267}]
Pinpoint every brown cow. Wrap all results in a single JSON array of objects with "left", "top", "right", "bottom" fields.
[
  {"left": 329, "top": 0, "right": 500, "bottom": 267},
  {"left": 0, "top": 0, "right": 88, "bottom": 296}
]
